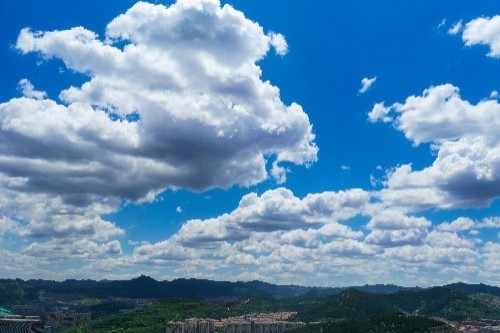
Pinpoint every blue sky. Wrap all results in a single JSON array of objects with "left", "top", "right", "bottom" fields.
[{"left": 0, "top": 0, "right": 499, "bottom": 287}]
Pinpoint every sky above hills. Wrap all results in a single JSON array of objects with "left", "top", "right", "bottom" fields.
[{"left": 0, "top": 0, "right": 498, "bottom": 287}]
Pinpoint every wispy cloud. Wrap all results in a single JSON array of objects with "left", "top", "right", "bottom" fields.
[
  {"left": 359, "top": 76, "right": 377, "bottom": 94},
  {"left": 447, "top": 20, "right": 463, "bottom": 35}
]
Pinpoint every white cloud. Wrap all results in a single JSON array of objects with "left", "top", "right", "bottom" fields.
[
  {"left": 368, "top": 102, "right": 391, "bottom": 123},
  {"left": 176, "top": 206, "right": 183, "bottom": 214},
  {"left": 367, "top": 210, "right": 431, "bottom": 230},
  {"left": 0, "top": 190, "right": 124, "bottom": 241},
  {"left": 371, "top": 84, "right": 499, "bottom": 145},
  {"left": 447, "top": 20, "right": 463, "bottom": 35},
  {"left": 0, "top": 217, "right": 18, "bottom": 235},
  {"left": 365, "top": 210, "right": 431, "bottom": 247},
  {"left": 365, "top": 228, "right": 429, "bottom": 247},
  {"left": 359, "top": 76, "right": 377, "bottom": 94},
  {"left": 437, "top": 19, "right": 447, "bottom": 30},
  {"left": 469, "top": 229, "right": 480, "bottom": 236},
  {"left": 23, "top": 239, "right": 122, "bottom": 261},
  {"left": 482, "top": 242, "right": 500, "bottom": 274},
  {"left": 123, "top": 185, "right": 500, "bottom": 285},
  {"left": 271, "top": 161, "right": 288, "bottom": 184},
  {"left": 385, "top": 244, "right": 478, "bottom": 267},
  {"left": 129, "top": 187, "right": 373, "bottom": 282},
  {"left": 426, "top": 230, "right": 475, "bottom": 249},
  {"left": 477, "top": 216, "right": 500, "bottom": 228},
  {"left": 437, "top": 217, "right": 474, "bottom": 232},
  {"left": 176, "top": 187, "right": 370, "bottom": 239},
  {"left": 372, "top": 84, "right": 500, "bottom": 209},
  {"left": 17, "top": 79, "right": 47, "bottom": 100},
  {"left": 462, "top": 15, "right": 500, "bottom": 57},
  {"left": 0, "top": 0, "right": 318, "bottom": 249},
  {"left": 12, "top": 0, "right": 318, "bottom": 193},
  {"left": 268, "top": 32, "right": 288, "bottom": 56}
]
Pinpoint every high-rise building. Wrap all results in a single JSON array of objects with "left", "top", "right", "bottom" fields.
[{"left": 0, "top": 316, "right": 45, "bottom": 333}]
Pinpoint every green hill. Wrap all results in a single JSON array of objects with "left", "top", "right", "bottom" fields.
[
  {"left": 64, "top": 286, "right": 500, "bottom": 332},
  {"left": 445, "top": 282, "right": 500, "bottom": 297}
]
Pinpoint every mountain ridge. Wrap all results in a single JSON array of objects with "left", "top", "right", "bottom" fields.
[{"left": 1, "top": 275, "right": 499, "bottom": 304}]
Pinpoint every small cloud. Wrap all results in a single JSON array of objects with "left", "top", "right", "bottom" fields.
[
  {"left": 436, "top": 217, "right": 474, "bottom": 232},
  {"left": 341, "top": 165, "right": 351, "bottom": 171},
  {"left": 376, "top": 165, "right": 383, "bottom": 171},
  {"left": 128, "top": 240, "right": 139, "bottom": 246},
  {"left": 368, "top": 102, "right": 392, "bottom": 123},
  {"left": 18, "top": 79, "right": 46, "bottom": 100},
  {"left": 128, "top": 240, "right": 150, "bottom": 246},
  {"left": 437, "top": 19, "right": 447, "bottom": 29},
  {"left": 490, "top": 90, "right": 499, "bottom": 99},
  {"left": 447, "top": 20, "right": 463, "bottom": 35},
  {"left": 359, "top": 76, "right": 377, "bottom": 94},
  {"left": 469, "top": 229, "right": 479, "bottom": 236},
  {"left": 269, "top": 32, "right": 288, "bottom": 56},
  {"left": 271, "top": 161, "right": 288, "bottom": 184},
  {"left": 176, "top": 206, "right": 183, "bottom": 214}
]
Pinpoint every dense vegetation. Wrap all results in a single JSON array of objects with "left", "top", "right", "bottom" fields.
[
  {"left": 0, "top": 279, "right": 39, "bottom": 303},
  {"left": 61, "top": 288, "right": 500, "bottom": 333},
  {"left": 291, "top": 313, "right": 449, "bottom": 333},
  {"left": 65, "top": 298, "right": 232, "bottom": 333}
]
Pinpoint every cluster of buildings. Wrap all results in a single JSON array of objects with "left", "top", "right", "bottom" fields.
[
  {"left": 167, "top": 312, "right": 304, "bottom": 333},
  {"left": 455, "top": 319, "right": 500, "bottom": 332},
  {"left": 0, "top": 316, "right": 45, "bottom": 333},
  {"left": 110, "top": 297, "right": 156, "bottom": 308},
  {"left": 0, "top": 309, "right": 90, "bottom": 333},
  {"left": 44, "top": 312, "right": 91, "bottom": 329}
]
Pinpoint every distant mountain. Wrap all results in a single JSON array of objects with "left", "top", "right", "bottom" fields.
[
  {"left": 445, "top": 282, "right": 500, "bottom": 296},
  {"left": 1, "top": 276, "right": 499, "bottom": 305},
  {"left": 9, "top": 276, "right": 312, "bottom": 302},
  {"left": 355, "top": 284, "right": 423, "bottom": 294}
]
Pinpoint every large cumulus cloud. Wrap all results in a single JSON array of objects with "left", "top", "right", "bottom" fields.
[{"left": 0, "top": 0, "right": 317, "bottom": 241}]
